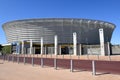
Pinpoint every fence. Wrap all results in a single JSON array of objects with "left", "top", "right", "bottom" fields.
[{"left": 0, "top": 54, "right": 120, "bottom": 75}]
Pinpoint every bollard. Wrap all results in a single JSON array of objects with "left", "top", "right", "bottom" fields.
[
  {"left": 4, "top": 55, "right": 6, "bottom": 61},
  {"left": 9, "top": 55, "right": 12, "bottom": 61},
  {"left": 50, "top": 54, "right": 52, "bottom": 58},
  {"left": 41, "top": 58, "right": 43, "bottom": 67},
  {"left": 50, "top": 53, "right": 52, "bottom": 58},
  {"left": 70, "top": 54, "right": 72, "bottom": 60},
  {"left": 32, "top": 57, "right": 34, "bottom": 66},
  {"left": 17, "top": 55, "right": 19, "bottom": 64},
  {"left": 9, "top": 55, "right": 11, "bottom": 61},
  {"left": 46, "top": 54, "right": 47, "bottom": 58},
  {"left": 3, "top": 55, "right": 5, "bottom": 62},
  {"left": 70, "top": 59, "right": 73, "bottom": 72},
  {"left": 63, "top": 54, "right": 64, "bottom": 59},
  {"left": 92, "top": 60, "right": 96, "bottom": 75},
  {"left": 78, "top": 55, "right": 80, "bottom": 59},
  {"left": 3, "top": 55, "right": 5, "bottom": 61},
  {"left": 87, "top": 54, "right": 89, "bottom": 60},
  {"left": 24, "top": 56, "right": 26, "bottom": 65},
  {"left": 37, "top": 54, "right": 38, "bottom": 58},
  {"left": 15, "top": 54, "right": 17, "bottom": 62},
  {"left": 97, "top": 54, "right": 99, "bottom": 60},
  {"left": 6, "top": 55, "right": 8, "bottom": 61},
  {"left": 5, "top": 55, "right": 7, "bottom": 61},
  {"left": 108, "top": 55, "right": 111, "bottom": 61},
  {"left": 12, "top": 55, "right": 14, "bottom": 63},
  {"left": 7, "top": 55, "right": 9, "bottom": 62},
  {"left": 3, "top": 55, "right": 4, "bottom": 61},
  {"left": 54, "top": 58, "right": 57, "bottom": 70},
  {"left": 6, "top": 55, "right": 7, "bottom": 61}
]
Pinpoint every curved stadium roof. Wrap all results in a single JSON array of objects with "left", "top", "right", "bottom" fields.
[{"left": 2, "top": 18, "right": 116, "bottom": 44}]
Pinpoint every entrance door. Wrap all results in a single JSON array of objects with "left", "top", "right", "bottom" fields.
[
  {"left": 61, "top": 46, "right": 69, "bottom": 55},
  {"left": 35, "top": 49, "right": 40, "bottom": 54}
]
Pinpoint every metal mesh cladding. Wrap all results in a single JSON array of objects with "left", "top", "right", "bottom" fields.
[{"left": 2, "top": 18, "right": 115, "bottom": 44}]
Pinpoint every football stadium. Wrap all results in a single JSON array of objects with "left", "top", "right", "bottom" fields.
[{"left": 2, "top": 18, "right": 116, "bottom": 56}]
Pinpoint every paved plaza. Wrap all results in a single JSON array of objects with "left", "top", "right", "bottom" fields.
[{"left": 0, "top": 59, "right": 120, "bottom": 80}]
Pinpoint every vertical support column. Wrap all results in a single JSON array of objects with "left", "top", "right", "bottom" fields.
[
  {"left": 44, "top": 46, "right": 47, "bottom": 56},
  {"left": 30, "top": 39, "right": 33, "bottom": 54},
  {"left": 15, "top": 42, "right": 20, "bottom": 54},
  {"left": 22, "top": 40, "right": 24, "bottom": 54},
  {"left": 107, "top": 42, "right": 110, "bottom": 55},
  {"left": 16, "top": 42, "right": 18, "bottom": 54},
  {"left": 73, "top": 32, "right": 77, "bottom": 56},
  {"left": 99, "top": 28, "right": 105, "bottom": 56},
  {"left": 33, "top": 47, "right": 35, "bottom": 54},
  {"left": 107, "top": 42, "right": 111, "bottom": 61},
  {"left": 59, "top": 45, "right": 61, "bottom": 55},
  {"left": 79, "top": 44, "right": 82, "bottom": 56},
  {"left": 54, "top": 35, "right": 58, "bottom": 55},
  {"left": 17, "top": 42, "right": 20, "bottom": 54},
  {"left": 41, "top": 37, "right": 43, "bottom": 55}
]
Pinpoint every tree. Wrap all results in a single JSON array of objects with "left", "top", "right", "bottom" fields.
[
  {"left": 1, "top": 45, "right": 11, "bottom": 54},
  {"left": 0, "top": 44, "right": 3, "bottom": 51},
  {"left": 0, "top": 44, "right": 3, "bottom": 55}
]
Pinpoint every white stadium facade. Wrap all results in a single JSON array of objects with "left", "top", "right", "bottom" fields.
[{"left": 2, "top": 18, "right": 116, "bottom": 56}]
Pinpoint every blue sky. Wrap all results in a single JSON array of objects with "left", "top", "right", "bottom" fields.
[{"left": 0, "top": 0, "right": 120, "bottom": 44}]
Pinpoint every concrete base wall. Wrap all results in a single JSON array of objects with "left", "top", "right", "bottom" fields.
[
  {"left": 112, "top": 45, "right": 120, "bottom": 55},
  {"left": 82, "top": 45, "right": 101, "bottom": 55},
  {"left": 12, "top": 43, "right": 120, "bottom": 56}
]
